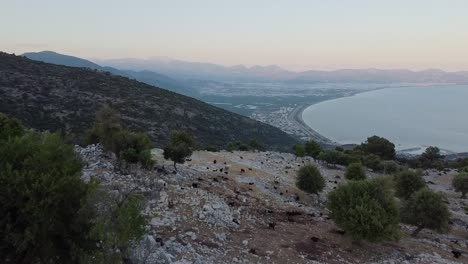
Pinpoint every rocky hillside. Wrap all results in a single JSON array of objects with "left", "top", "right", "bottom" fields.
[
  {"left": 77, "top": 145, "right": 468, "bottom": 264},
  {"left": 0, "top": 52, "right": 298, "bottom": 151}
]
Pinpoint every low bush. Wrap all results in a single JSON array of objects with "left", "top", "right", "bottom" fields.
[
  {"left": 401, "top": 188, "right": 450, "bottom": 236},
  {"left": 345, "top": 162, "right": 366, "bottom": 180},
  {"left": 296, "top": 164, "right": 325, "bottom": 195},
  {"left": 394, "top": 170, "right": 426, "bottom": 200},
  {"left": 327, "top": 177, "right": 400, "bottom": 242},
  {"left": 453, "top": 172, "right": 468, "bottom": 199}
]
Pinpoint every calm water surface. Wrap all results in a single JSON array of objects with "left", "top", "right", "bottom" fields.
[{"left": 302, "top": 85, "right": 468, "bottom": 153}]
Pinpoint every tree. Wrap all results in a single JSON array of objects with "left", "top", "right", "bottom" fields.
[
  {"left": 401, "top": 188, "right": 450, "bottom": 236},
  {"left": 87, "top": 105, "right": 154, "bottom": 168},
  {"left": 453, "top": 172, "right": 468, "bottom": 198},
  {"left": 86, "top": 104, "right": 122, "bottom": 150},
  {"left": 163, "top": 130, "right": 195, "bottom": 171},
  {"left": 359, "top": 136, "right": 396, "bottom": 160},
  {"left": 0, "top": 131, "right": 95, "bottom": 263},
  {"left": 394, "top": 170, "right": 426, "bottom": 200},
  {"left": 293, "top": 144, "right": 305, "bottom": 159},
  {"left": 296, "top": 164, "right": 325, "bottom": 195},
  {"left": 345, "top": 162, "right": 366, "bottom": 180},
  {"left": 418, "top": 146, "right": 444, "bottom": 169},
  {"left": 113, "top": 131, "right": 154, "bottom": 168},
  {"left": 249, "top": 139, "right": 264, "bottom": 151},
  {"left": 84, "top": 190, "right": 147, "bottom": 263},
  {"left": 327, "top": 178, "right": 400, "bottom": 242},
  {"left": 304, "top": 140, "right": 322, "bottom": 159}
]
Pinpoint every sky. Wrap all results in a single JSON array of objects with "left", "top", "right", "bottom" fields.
[{"left": 1, "top": 0, "right": 468, "bottom": 71}]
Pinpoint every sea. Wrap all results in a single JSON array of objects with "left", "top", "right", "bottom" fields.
[{"left": 302, "top": 85, "right": 468, "bottom": 154}]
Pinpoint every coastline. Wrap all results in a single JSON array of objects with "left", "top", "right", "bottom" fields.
[{"left": 288, "top": 103, "right": 335, "bottom": 144}]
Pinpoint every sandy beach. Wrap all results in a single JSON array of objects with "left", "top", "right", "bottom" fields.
[{"left": 289, "top": 103, "right": 335, "bottom": 144}]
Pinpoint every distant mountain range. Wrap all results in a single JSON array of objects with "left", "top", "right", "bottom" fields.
[
  {"left": 22, "top": 51, "right": 195, "bottom": 96},
  {"left": 23, "top": 51, "right": 468, "bottom": 89},
  {"left": 98, "top": 57, "right": 468, "bottom": 84},
  {"left": 1, "top": 52, "right": 298, "bottom": 151}
]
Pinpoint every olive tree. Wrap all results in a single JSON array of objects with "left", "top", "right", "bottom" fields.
[
  {"left": 327, "top": 177, "right": 400, "bottom": 242},
  {"left": 453, "top": 172, "right": 468, "bottom": 199},
  {"left": 163, "top": 130, "right": 195, "bottom": 171},
  {"left": 296, "top": 164, "right": 325, "bottom": 195},
  {"left": 401, "top": 188, "right": 450, "bottom": 236},
  {"left": 394, "top": 170, "right": 426, "bottom": 200}
]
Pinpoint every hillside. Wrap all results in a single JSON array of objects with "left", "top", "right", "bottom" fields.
[
  {"left": 77, "top": 144, "right": 468, "bottom": 263},
  {"left": 22, "top": 51, "right": 195, "bottom": 96},
  {"left": 0, "top": 52, "right": 298, "bottom": 151}
]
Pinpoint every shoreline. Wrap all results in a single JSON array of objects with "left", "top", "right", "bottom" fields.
[{"left": 288, "top": 103, "right": 335, "bottom": 144}]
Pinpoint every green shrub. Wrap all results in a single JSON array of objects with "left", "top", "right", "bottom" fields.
[
  {"left": 0, "top": 132, "right": 94, "bottom": 263},
  {"left": 296, "top": 164, "right": 325, "bottom": 195},
  {"left": 361, "top": 154, "right": 383, "bottom": 171},
  {"left": 453, "top": 172, "right": 468, "bottom": 199},
  {"left": 0, "top": 112, "right": 24, "bottom": 140},
  {"left": 293, "top": 144, "right": 305, "bottom": 158},
  {"left": 418, "top": 146, "right": 444, "bottom": 169},
  {"left": 114, "top": 131, "right": 154, "bottom": 168},
  {"left": 359, "top": 135, "right": 396, "bottom": 160},
  {"left": 401, "top": 188, "right": 450, "bottom": 236},
  {"left": 87, "top": 105, "right": 154, "bottom": 168},
  {"left": 345, "top": 162, "right": 366, "bottom": 180},
  {"left": 394, "top": 170, "right": 426, "bottom": 200},
  {"left": 205, "top": 145, "right": 219, "bottom": 152},
  {"left": 317, "top": 150, "right": 354, "bottom": 166},
  {"left": 85, "top": 191, "right": 147, "bottom": 263},
  {"left": 327, "top": 178, "right": 400, "bottom": 242},
  {"left": 163, "top": 130, "right": 195, "bottom": 170},
  {"left": 305, "top": 140, "right": 322, "bottom": 158},
  {"left": 382, "top": 160, "right": 399, "bottom": 174}
]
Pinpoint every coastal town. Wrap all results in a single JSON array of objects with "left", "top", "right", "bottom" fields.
[{"left": 251, "top": 104, "right": 333, "bottom": 144}]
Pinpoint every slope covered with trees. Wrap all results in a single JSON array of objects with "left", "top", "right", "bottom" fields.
[{"left": 0, "top": 52, "right": 298, "bottom": 151}]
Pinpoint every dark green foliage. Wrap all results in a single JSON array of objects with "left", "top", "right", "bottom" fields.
[
  {"left": 248, "top": 139, "right": 264, "bottom": 151},
  {"left": 0, "top": 131, "right": 94, "bottom": 263},
  {"left": 418, "top": 146, "right": 444, "bottom": 169},
  {"left": 345, "top": 163, "right": 366, "bottom": 180},
  {"left": 293, "top": 144, "right": 305, "bottom": 158},
  {"left": 304, "top": 140, "right": 322, "bottom": 158},
  {"left": 317, "top": 150, "right": 355, "bottom": 166},
  {"left": 460, "top": 166, "right": 468, "bottom": 173},
  {"left": 163, "top": 130, "right": 195, "bottom": 170},
  {"left": 394, "top": 170, "right": 426, "bottom": 200},
  {"left": 113, "top": 131, "right": 154, "bottom": 168},
  {"left": 359, "top": 135, "right": 396, "bottom": 160},
  {"left": 453, "top": 172, "right": 468, "bottom": 198},
  {"left": 401, "top": 188, "right": 450, "bottom": 236},
  {"left": 335, "top": 146, "right": 344, "bottom": 152},
  {"left": 327, "top": 178, "right": 400, "bottom": 242},
  {"left": 361, "top": 154, "right": 383, "bottom": 171},
  {"left": 86, "top": 104, "right": 122, "bottom": 149},
  {"left": 205, "top": 145, "right": 219, "bottom": 152},
  {"left": 382, "top": 160, "right": 399, "bottom": 174},
  {"left": 84, "top": 191, "right": 147, "bottom": 263},
  {"left": 87, "top": 105, "right": 154, "bottom": 168},
  {"left": 0, "top": 52, "right": 298, "bottom": 152},
  {"left": 0, "top": 113, "right": 24, "bottom": 140},
  {"left": 296, "top": 164, "right": 325, "bottom": 194}
]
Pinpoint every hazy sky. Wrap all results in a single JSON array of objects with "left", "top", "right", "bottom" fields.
[{"left": 2, "top": 0, "right": 468, "bottom": 71}]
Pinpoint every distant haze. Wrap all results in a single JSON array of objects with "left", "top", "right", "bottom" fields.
[{"left": 2, "top": 0, "right": 468, "bottom": 71}]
